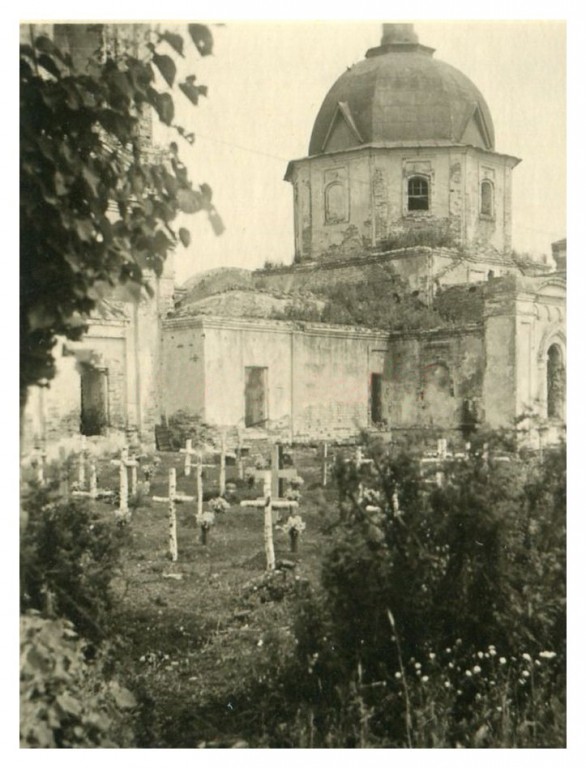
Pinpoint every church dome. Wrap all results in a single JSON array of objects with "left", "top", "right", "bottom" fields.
[{"left": 309, "top": 24, "right": 495, "bottom": 155}]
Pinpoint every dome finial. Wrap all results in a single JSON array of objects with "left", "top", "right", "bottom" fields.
[{"left": 381, "top": 23, "right": 419, "bottom": 46}]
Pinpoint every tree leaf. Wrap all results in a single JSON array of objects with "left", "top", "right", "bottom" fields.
[
  {"left": 188, "top": 24, "right": 213, "bottom": 56},
  {"left": 207, "top": 207, "right": 225, "bottom": 236},
  {"left": 155, "top": 92, "right": 174, "bottom": 125},
  {"left": 176, "top": 188, "right": 202, "bottom": 214},
  {"left": 152, "top": 53, "right": 177, "bottom": 88},
  {"left": 38, "top": 53, "right": 61, "bottom": 79},
  {"left": 160, "top": 31, "right": 184, "bottom": 57},
  {"left": 179, "top": 228, "right": 191, "bottom": 248}
]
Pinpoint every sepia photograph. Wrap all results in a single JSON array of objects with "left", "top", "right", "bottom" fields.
[{"left": 18, "top": 8, "right": 568, "bottom": 751}]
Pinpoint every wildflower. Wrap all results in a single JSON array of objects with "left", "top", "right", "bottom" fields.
[
  {"left": 496, "top": 706, "right": 502, "bottom": 713},
  {"left": 465, "top": 670, "right": 472, "bottom": 677},
  {"left": 421, "top": 676, "right": 429, "bottom": 683},
  {"left": 395, "top": 672, "right": 402, "bottom": 679},
  {"left": 499, "top": 657, "right": 507, "bottom": 665},
  {"left": 448, "top": 661, "right": 455, "bottom": 669},
  {"left": 415, "top": 662, "right": 422, "bottom": 670},
  {"left": 444, "top": 681, "right": 451, "bottom": 689},
  {"left": 535, "top": 659, "right": 541, "bottom": 667},
  {"left": 488, "top": 647, "right": 497, "bottom": 657},
  {"left": 429, "top": 652, "right": 436, "bottom": 660},
  {"left": 257, "top": 639, "right": 264, "bottom": 648},
  {"left": 473, "top": 665, "right": 481, "bottom": 674},
  {"left": 539, "top": 651, "right": 556, "bottom": 659},
  {"left": 522, "top": 670, "right": 530, "bottom": 678},
  {"left": 522, "top": 653, "right": 532, "bottom": 662},
  {"left": 446, "top": 647, "right": 452, "bottom": 654},
  {"left": 477, "top": 651, "right": 484, "bottom": 659},
  {"left": 455, "top": 638, "right": 462, "bottom": 646}
]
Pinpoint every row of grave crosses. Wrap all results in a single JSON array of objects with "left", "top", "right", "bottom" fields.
[{"left": 240, "top": 443, "right": 301, "bottom": 571}]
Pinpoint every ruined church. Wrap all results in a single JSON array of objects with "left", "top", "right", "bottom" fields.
[{"left": 23, "top": 23, "right": 566, "bottom": 451}]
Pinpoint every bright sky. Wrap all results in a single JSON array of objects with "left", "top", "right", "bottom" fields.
[{"left": 162, "top": 19, "right": 567, "bottom": 284}]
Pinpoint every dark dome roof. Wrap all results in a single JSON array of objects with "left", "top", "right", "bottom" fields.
[{"left": 309, "top": 24, "right": 495, "bottom": 156}]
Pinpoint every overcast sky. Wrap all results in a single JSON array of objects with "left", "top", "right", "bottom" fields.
[{"left": 160, "top": 19, "right": 566, "bottom": 284}]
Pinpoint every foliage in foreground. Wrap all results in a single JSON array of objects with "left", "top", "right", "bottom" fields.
[
  {"left": 20, "top": 613, "right": 137, "bottom": 748},
  {"left": 20, "top": 483, "right": 128, "bottom": 644},
  {"left": 20, "top": 23, "right": 221, "bottom": 398}
]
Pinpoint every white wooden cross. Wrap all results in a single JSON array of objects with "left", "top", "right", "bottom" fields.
[
  {"left": 78, "top": 435, "right": 88, "bottom": 488},
  {"left": 152, "top": 467, "right": 195, "bottom": 562},
  {"left": 180, "top": 439, "right": 200, "bottom": 477},
  {"left": 253, "top": 443, "right": 300, "bottom": 499},
  {"left": 110, "top": 447, "right": 139, "bottom": 519},
  {"left": 320, "top": 442, "right": 329, "bottom": 487},
  {"left": 32, "top": 445, "right": 47, "bottom": 486},
  {"left": 72, "top": 462, "right": 99, "bottom": 500},
  {"left": 236, "top": 429, "right": 245, "bottom": 481},
  {"left": 241, "top": 470, "right": 299, "bottom": 571},
  {"left": 219, "top": 431, "right": 227, "bottom": 497}
]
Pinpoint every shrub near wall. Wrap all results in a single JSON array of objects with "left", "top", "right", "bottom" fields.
[{"left": 285, "top": 438, "right": 566, "bottom": 746}]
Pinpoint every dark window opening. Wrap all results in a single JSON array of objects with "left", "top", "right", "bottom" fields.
[
  {"left": 547, "top": 344, "right": 565, "bottom": 420},
  {"left": 408, "top": 176, "right": 429, "bottom": 211},
  {"left": 370, "top": 373, "right": 383, "bottom": 424},
  {"left": 80, "top": 365, "right": 109, "bottom": 436},
  {"left": 245, "top": 366, "right": 268, "bottom": 428},
  {"left": 480, "top": 180, "right": 494, "bottom": 217}
]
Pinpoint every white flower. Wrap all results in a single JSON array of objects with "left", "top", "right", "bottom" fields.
[
  {"left": 477, "top": 651, "right": 484, "bottom": 659},
  {"left": 395, "top": 672, "right": 402, "bottom": 679},
  {"left": 421, "top": 676, "right": 429, "bottom": 683},
  {"left": 499, "top": 657, "right": 507, "bottom": 665},
  {"left": 429, "top": 652, "right": 436, "bottom": 660},
  {"left": 539, "top": 651, "right": 557, "bottom": 659},
  {"left": 465, "top": 670, "right": 472, "bottom": 677},
  {"left": 473, "top": 665, "right": 481, "bottom": 674},
  {"left": 522, "top": 653, "right": 532, "bottom": 662},
  {"left": 522, "top": 670, "right": 530, "bottom": 678},
  {"left": 444, "top": 681, "right": 451, "bottom": 689},
  {"left": 414, "top": 662, "right": 422, "bottom": 670}
]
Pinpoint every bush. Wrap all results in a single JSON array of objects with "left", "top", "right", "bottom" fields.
[
  {"left": 20, "top": 613, "right": 137, "bottom": 748},
  {"left": 20, "top": 483, "right": 127, "bottom": 643},
  {"left": 278, "top": 437, "right": 566, "bottom": 745},
  {"left": 166, "top": 410, "right": 215, "bottom": 451}
]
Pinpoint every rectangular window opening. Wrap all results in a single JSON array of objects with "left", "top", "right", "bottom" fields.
[{"left": 244, "top": 366, "right": 268, "bottom": 428}]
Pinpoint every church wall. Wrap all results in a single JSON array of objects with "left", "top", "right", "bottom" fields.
[
  {"left": 203, "top": 321, "right": 293, "bottom": 431},
  {"left": 161, "top": 322, "right": 206, "bottom": 420},
  {"left": 162, "top": 318, "right": 389, "bottom": 440},
  {"left": 22, "top": 327, "right": 128, "bottom": 451},
  {"left": 385, "top": 327, "right": 485, "bottom": 431},
  {"left": 289, "top": 145, "right": 514, "bottom": 268},
  {"left": 463, "top": 150, "right": 514, "bottom": 255}
]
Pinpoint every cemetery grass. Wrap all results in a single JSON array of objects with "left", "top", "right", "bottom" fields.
[{"left": 102, "top": 450, "right": 334, "bottom": 748}]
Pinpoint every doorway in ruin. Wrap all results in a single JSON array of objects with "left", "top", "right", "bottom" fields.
[
  {"left": 80, "top": 364, "right": 109, "bottom": 436},
  {"left": 244, "top": 366, "right": 268, "bottom": 428},
  {"left": 370, "top": 373, "right": 383, "bottom": 424},
  {"left": 547, "top": 343, "right": 565, "bottom": 420}
]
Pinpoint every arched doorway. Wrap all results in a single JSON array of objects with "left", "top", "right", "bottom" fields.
[{"left": 546, "top": 343, "right": 565, "bottom": 420}]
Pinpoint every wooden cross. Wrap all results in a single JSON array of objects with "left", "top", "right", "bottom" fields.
[
  {"left": 110, "top": 447, "right": 139, "bottom": 519},
  {"left": 32, "top": 445, "right": 47, "bottom": 486},
  {"left": 255, "top": 443, "right": 299, "bottom": 499},
  {"left": 78, "top": 435, "right": 88, "bottom": 488},
  {"left": 219, "top": 431, "right": 227, "bottom": 497},
  {"left": 236, "top": 429, "right": 245, "bottom": 481},
  {"left": 320, "top": 442, "right": 329, "bottom": 487},
  {"left": 240, "top": 470, "right": 299, "bottom": 571},
  {"left": 72, "top": 462, "right": 98, "bottom": 500},
  {"left": 180, "top": 439, "right": 200, "bottom": 477},
  {"left": 153, "top": 467, "right": 195, "bottom": 562}
]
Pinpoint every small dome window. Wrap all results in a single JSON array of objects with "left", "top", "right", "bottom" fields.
[
  {"left": 480, "top": 179, "right": 494, "bottom": 218},
  {"left": 407, "top": 176, "right": 429, "bottom": 211}
]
